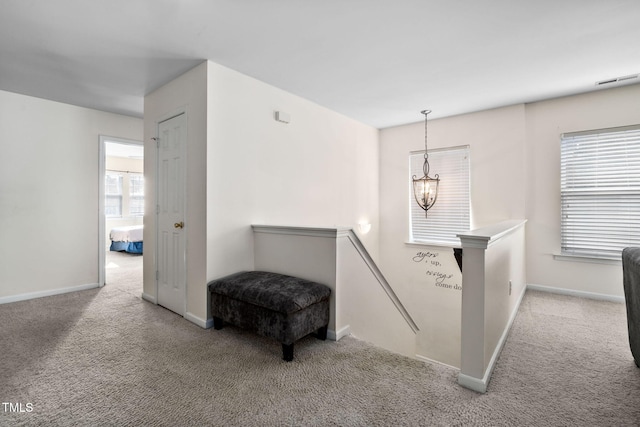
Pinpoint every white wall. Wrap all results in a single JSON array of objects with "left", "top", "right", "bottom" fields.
[
  {"left": 380, "top": 84, "right": 640, "bottom": 311},
  {"left": 378, "top": 104, "right": 526, "bottom": 366},
  {"left": 253, "top": 230, "right": 338, "bottom": 331},
  {"left": 143, "top": 62, "right": 208, "bottom": 320},
  {"left": 458, "top": 220, "right": 527, "bottom": 392},
  {"left": 525, "top": 84, "right": 640, "bottom": 297},
  {"left": 482, "top": 223, "right": 526, "bottom": 368},
  {"left": 0, "top": 90, "right": 142, "bottom": 300},
  {"left": 253, "top": 225, "right": 417, "bottom": 358},
  {"left": 143, "top": 60, "right": 379, "bottom": 325},
  {"left": 205, "top": 61, "right": 380, "bottom": 314},
  {"left": 336, "top": 235, "right": 416, "bottom": 358}
]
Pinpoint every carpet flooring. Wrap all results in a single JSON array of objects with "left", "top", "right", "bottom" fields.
[{"left": 1, "top": 254, "right": 639, "bottom": 426}]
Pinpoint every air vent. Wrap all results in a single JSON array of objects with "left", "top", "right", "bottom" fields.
[{"left": 596, "top": 74, "right": 639, "bottom": 86}]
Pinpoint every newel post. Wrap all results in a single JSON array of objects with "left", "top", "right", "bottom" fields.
[{"left": 457, "top": 234, "right": 490, "bottom": 392}]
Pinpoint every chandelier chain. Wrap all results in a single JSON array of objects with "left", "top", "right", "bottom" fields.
[{"left": 421, "top": 109, "right": 431, "bottom": 176}]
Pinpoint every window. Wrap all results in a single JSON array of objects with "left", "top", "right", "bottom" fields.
[
  {"left": 105, "top": 172, "right": 123, "bottom": 217},
  {"left": 409, "top": 146, "right": 470, "bottom": 246},
  {"left": 105, "top": 171, "right": 144, "bottom": 218},
  {"left": 560, "top": 125, "right": 640, "bottom": 259},
  {"left": 129, "top": 173, "right": 145, "bottom": 216}
]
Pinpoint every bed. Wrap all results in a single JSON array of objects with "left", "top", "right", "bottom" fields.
[{"left": 109, "top": 225, "right": 143, "bottom": 254}]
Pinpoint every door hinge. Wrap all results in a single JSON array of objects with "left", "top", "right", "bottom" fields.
[
  {"left": 156, "top": 270, "right": 160, "bottom": 281},
  {"left": 156, "top": 205, "right": 160, "bottom": 214}
]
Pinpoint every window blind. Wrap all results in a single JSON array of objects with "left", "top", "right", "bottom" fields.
[
  {"left": 129, "top": 173, "right": 145, "bottom": 216},
  {"left": 560, "top": 126, "right": 640, "bottom": 259},
  {"left": 409, "top": 146, "right": 470, "bottom": 246},
  {"left": 105, "top": 172, "right": 123, "bottom": 217}
]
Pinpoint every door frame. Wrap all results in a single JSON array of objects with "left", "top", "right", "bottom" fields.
[
  {"left": 154, "top": 110, "right": 188, "bottom": 315},
  {"left": 98, "top": 135, "right": 144, "bottom": 287}
]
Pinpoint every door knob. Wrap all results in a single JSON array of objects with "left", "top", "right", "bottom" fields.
[{"left": 174, "top": 222, "right": 184, "bottom": 229}]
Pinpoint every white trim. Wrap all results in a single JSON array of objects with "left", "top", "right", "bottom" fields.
[
  {"left": 457, "top": 219, "right": 527, "bottom": 249},
  {"left": 458, "top": 370, "right": 489, "bottom": 393},
  {"left": 415, "top": 354, "right": 460, "bottom": 371},
  {"left": 405, "top": 240, "right": 461, "bottom": 249},
  {"left": 99, "top": 135, "right": 144, "bottom": 288},
  {"left": 344, "top": 230, "right": 419, "bottom": 333},
  {"left": 0, "top": 283, "right": 100, "bottom": 305},
  {"left": 409, "top": 144, "right": 470, "bottom": 156},
  {"left": 185, "top": 312, "right": 212, "bottom": 329},
  {"left": 328, "top": 324, "right": 351, "bottom": 341},
  {"left": 562, "top": 123, "right": 640, "bottom": 138},
  {"left": 553, "top": 253, "right": 621, "bottom": 265},
  {"left": 458, "top": 372, "right": 489, "bottom": 393},
  {"left": 251, "top": 224, "right": 352, "bottom": 238},
  {"left": 99, "top": 136, "right": 106, "bottom": 287},
  {"left": 527, "top": 283, "right": 625, "bottom": 303},
  {"left": 141, "top": 292, "right": 157, "bottom": 304},
  {"left": 458, "top": 284, "right": 526, "bottom": 393}
]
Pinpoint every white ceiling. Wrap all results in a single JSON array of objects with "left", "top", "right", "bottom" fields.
[{"left": 1, "top": 0, "right": 639, "bottom": 129}]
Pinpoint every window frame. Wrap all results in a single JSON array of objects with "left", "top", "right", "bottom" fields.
[
  {"left": 408, "top": 145, "right": 471, "bottom": 247},
  {"left": 559, "top": 124, "right": 640, "bottom": 261},
  {"left": 105, "top": 172, "right": 123, "bottom": 218},
  {"left": 105, "top": 170, "right": 144, "bottom": 218},
  {"left": 128, "top": 173, "right": 145, "bottom": 217}
]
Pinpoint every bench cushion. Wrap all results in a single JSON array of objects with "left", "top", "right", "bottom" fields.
[{"left": 208, "top": 271, "right": 331, "bottom": 314}]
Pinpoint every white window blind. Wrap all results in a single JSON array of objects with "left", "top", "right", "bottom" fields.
[
  {"left": 129, "top": 173, "right": 145, "bottom": 216},
  {"left": 560, "top": 125, "right": 640, "bottom": 259},
  {"left": 105, "top": 172, "right": 123, "bottom": 217},
  {"left": 409, "top": 146, "right": 470, "bottom": 246}
]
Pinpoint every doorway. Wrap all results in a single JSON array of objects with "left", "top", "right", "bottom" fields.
[{"left": 99, "top": 136, "right": 144, "bottom": 292}]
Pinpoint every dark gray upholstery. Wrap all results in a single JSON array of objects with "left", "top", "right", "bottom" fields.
[
  {"left": 623, "top": 247, "right": 640, "bottom": 367},
  {"left": 208, "top": 271, "right": 331, "bottom": 360}
]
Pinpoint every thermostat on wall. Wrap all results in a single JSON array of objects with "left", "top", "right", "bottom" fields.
[{"left": 275, "top": 111, "right": 290, "bottom": 124}]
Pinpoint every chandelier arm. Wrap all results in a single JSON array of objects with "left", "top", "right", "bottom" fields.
[{"left": 429, "top": 174, "right": 440, "bottom": 207}]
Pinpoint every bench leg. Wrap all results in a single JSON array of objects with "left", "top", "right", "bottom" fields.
[
  {"left": 315, "top": 325, "right": 328, "bottom": 341},
  {"left": 213, "top": 316, "right": 224, "bottom": 330},
  {"left": 282, "top": 343, "right": 294, "bottom": 361}
]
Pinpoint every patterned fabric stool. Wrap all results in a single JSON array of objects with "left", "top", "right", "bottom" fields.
[{"left": 208, "top": 271, "right": 331, "bottom": 361}]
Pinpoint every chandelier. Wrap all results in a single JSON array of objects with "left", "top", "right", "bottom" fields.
[{"left": 412, "top": 110, "right": 439, "bottom": 216}]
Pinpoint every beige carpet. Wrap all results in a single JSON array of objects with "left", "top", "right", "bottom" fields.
[{"left": 1, "top": 256, "right": 639, "bottom": 426}]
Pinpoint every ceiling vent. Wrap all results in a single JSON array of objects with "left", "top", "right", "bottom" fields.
[{"left": 596, "top": 74, "right": 639, "bottom": 86}]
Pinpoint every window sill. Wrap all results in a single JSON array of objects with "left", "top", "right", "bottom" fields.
[
  {"left": 553, "top": 253, "right": 621, "bottom": 265},
  {"left": 405, "top": 240, "right": 461, "bottom": 249}
]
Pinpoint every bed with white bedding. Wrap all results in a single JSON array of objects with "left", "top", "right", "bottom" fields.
[{"left": 109, "top": 225, "right": 143, "bottom": 254}]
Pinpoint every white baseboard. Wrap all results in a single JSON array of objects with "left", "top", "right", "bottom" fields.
[
  {"left": 458, "top": 372, "right": 490, "bottom": 393},
  {"left": 527, "top": 283, "right": 624, "bottom": 303},
  {"left": 185, "top": 312, "right": 212, "bottom": 329},
  {"left": 328, "top": 324, "right": 351, "bottom": 341},
  {"left": 141, "top": 292, "right": 157, "bottom": 304},
  {"left": 415, "top": 354, "right": 460, "bottom": 371},
  {"left": 0, "top": 282, "right": 100, "bottom": 305},
  {"left": 458, "top": 285, "right": 526, "bottom": 393}
]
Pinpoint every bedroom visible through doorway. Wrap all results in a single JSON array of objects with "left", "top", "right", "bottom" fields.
[{"left": 99, "top": 136, "right": 144, "bottom": 292}]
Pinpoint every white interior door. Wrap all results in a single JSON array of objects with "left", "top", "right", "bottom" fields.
[{"left": 156, "top": 113, "right": 187, "bottom": 316}]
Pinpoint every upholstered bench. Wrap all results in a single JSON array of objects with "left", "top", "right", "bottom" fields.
[{"left": 208, "top": 271, "right": 331, "bottom": 361}]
